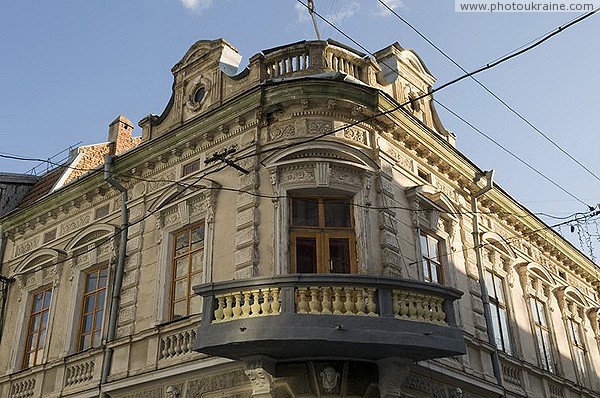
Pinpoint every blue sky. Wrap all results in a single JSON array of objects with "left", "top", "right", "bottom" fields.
[{"left": 1, "top": 1, "right": 599, "bottom": 257}]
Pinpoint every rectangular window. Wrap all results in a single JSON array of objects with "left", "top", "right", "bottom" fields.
[
  {"left": 567, "top": 318, "right": 588, "bottom": 383},
  {"left": 78, "top": 266, "right": 108, "bottom": 351},
  {"left": 420, "top": 232, "right": 443, "bottom": 284},
  {"left": 182, "top": 160, "right": 201, "bottom": 176},
  {"left": 530, "top": 298, "right": 555, "bottom": 372},
  {"left": 290, "top": 197, "right": 356, "bottom": 274},
  {"left": 485, "top": 271, "right": 512, "bottom": 354},
  {"left": 23, "top": 288, "right": 52, "bottom": 368},
  {"left": 171, "top": 223, "right": 205, "bottom": 319}
]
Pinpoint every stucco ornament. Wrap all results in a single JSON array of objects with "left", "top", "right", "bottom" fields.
[
  {"left": 165, "top": 385, "right": 180, "bottom": 398},
  {"left": 320, "top": 366, "right": 339, "bottom": 393}
]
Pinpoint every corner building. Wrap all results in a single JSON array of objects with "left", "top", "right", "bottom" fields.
[{"left": 0, "top": 39, "right": 599, "bottom": 398}]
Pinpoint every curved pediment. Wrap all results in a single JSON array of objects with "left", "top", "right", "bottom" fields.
[
  {"left": 481, "top": 231, "right": 517, "bottom": 259},
  {"left": 15, "top": 248, "right": 66, "bottom": 274},
  {"left": 263, "top": 141, "right": 378, "bottom": 172},
  {"left": 65, "top": 224, "right": 115, "bottom": 251},
  {"left": 518, "top": 262, "right": 556, "bottom": 287}
]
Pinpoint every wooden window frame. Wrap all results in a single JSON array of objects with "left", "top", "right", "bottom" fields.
[
  {"left": 77, "top": 264, "right": 108, "bottom": 351},
  {"left": 289, "top": 197, "right": 357, "bottom": 274},
  {"left": 530, "top": 297, "right": 555, "bottom": 373},
  {"left": 22, "top": 287, "right": 52, "bottom": 369},
  {"left": 170, "top": 221, "right": 205, "bottom": 320},
  {"left": 485, "top": 270, "right": 513, "bottom": 355},
  {"left": 419, "top": 231, "right": 443, "bottom": 284},
  {"left": 567, "top": 317, "right": 588, "bottom": 383}
]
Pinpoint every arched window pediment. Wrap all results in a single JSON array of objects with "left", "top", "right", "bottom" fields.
[{"left": 15, "top": 248, "right": 66, "bottom": 275}]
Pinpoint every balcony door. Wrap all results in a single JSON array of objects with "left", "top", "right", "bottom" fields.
[{"left": 290, "top": 197, "right": 356, "bottom": 274}]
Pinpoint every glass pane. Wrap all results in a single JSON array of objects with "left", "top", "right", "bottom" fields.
[
  {"left": 422, "top": 260, "right": 431, "bottom": 282},
  {"left": 175, "top": 232, "right": 189, "bottom": 255},
  {"left": 28, "top": 332, "right": 38, "bottom": 351},
  {"left": 38, "top": 330, "right": 46, "bottom": 348},
  {"left": 191, "top": 271, "right": 202, "bottom": 289},
  {"left": 291, "top": 198, "right": 319, "bottom": 227},
  {"left": 538, "top": 302, "right": 548, "bottom": 327},
  {"left": 494, "top": 276, "right": 505, "bottom": 303},
  {"left": 420, "top": 234, "right": 428, "bottom": 257},
  {"left": 97, "top": 290, "right": 106, "bottom": 308},
  {"left": 499, "top": 308, "right": 512, "bottom": 354},
  {"left": 484, "top": 271, "right": 495, "bottom": 298},
  {"left": 84, "top": 296, "right": 96, "bottom": 313},
  {"left": 191, "top": 251, "right": 204, "bottom": 270},
  {"left": 40, "top": 312, "right": 49, "bottom": 329},
  {"left": 43, "top": 290, "right": 52, "bottom": 309},
  {"left": 95, "top": 310, "right": 103, "bottom": 330},
  {"left": 98, "top": 268, "right": 108, "bottom": 288},
  {"left": 86, "top": 272, "right": 98, "bottom": 292},
  {"left": 324, "top": 199, "right": 351, "bottom": 227},
  {"left": 428, "top": 236, "right": 438, "bottom": 259},
  {"left": 191, "top": 226, "right": 205, "bottom": 250},
  {"left": 173, "top": 300, "right": 187, "bottom": 318},
  {"left": 329, "top": 238, "right": 351, "bottom": 273},
  {"left": 81, "top": 334, "right": 91, "bottom": 350},
  {"left": 541, "top": 330, "right": 554, "bottom": 372},
  {"left": 175, "top": 258, "right": 188, "bottom": 278},
  {"left": 174, "top": 279, "right": 187, "bottom": 300},
  {"left": 432, "top": 264, "right": 441, "bottom": 283},
  {"left": 93, "top": 330, "right": 101, "bottom": 346},
  {"left": 295, "top": 237, "right": 317, "bottom": 273},
  {"left": 31, "top": 315, "right": 41, "bottom": 332},
  {"left": 33, "top": 293, "right": 43, "bottom": 312},
  {"left": 34, "top": 350, "right": 43, "bottom": 365},
  {"left": 82, "top": 314, "right": 93, "bottom": 333}
]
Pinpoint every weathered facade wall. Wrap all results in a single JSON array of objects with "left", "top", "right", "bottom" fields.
[{"left": 0, "top": 39, "right": 599, "bottom": 398}]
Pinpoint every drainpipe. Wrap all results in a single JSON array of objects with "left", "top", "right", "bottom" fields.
[
  {"left": 470, "top": 170, "right": 505, "bottom": 397},
  {"left": 0, "top": 225, "right": 11, "bottom": 343},
  {"left": 100, "top": 142, "right": 129, "bottom": 392}
]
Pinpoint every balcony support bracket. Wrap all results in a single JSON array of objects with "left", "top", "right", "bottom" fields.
[
  {"left": 378, "top": 358, "right": 411, "bottom": 398},
  {"left": 244, "top": 356, "right": 276, "bottom": 398}
]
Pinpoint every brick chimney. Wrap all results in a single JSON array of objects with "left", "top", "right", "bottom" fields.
[{"left": 108, "top": 115, "right": 135, "bottom": 156}]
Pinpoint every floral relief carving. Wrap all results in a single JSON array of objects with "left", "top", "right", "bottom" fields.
[
  {"left": 306, "top": 120, "right": 333, "bottom": 136},
  {"left": 268, "top": 124, "right": 295, "bottom": 141},
  {"left": 14, "top": 238, "right": 40, "bottom": 257},
  {"left": 148, "top": 171, "right": 176, "bottom": 192},
  {"left": 343, "top": 128, "right": 367, "bottom": 144},
  {"left": 280, "top": 168, "right": 315, "bottom": 185},
  {"left": 330, "top": 168, "right": 360, "bottom": 186},
  {"left": 60, "top": 215, "right": 91, "bottom": 236},
  {"left": 187, "top": 370, "right": 249, "bottom": 397}
]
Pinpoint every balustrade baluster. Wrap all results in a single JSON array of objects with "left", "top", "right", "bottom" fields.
[
  {"left": 321, "top": 287, "right": 332, "bottom": 314},
  {"left": 223, "top": 295, "right": 234, "bottom": 320},
  {"left": 271, "top": 288, "right": 280, "bottom": 313},
  {"left": 332, "top": 287, "right": 343, "bottom": 314},
  {"left": 242, "top": 291, "right": 252, "bottom": 317},
  {"left": 214, "top": 296, "right": 225, "bottom": 321},
  {"left": 250, "top": 290, "right": 261, "bottom": 316},
  {"left": 233, "top": 293, "right": 243, "bottom": 318},
  {"left": 366, "top": 288, "right": 377, "bottom": 316},
  {"left": 356, "top": 288, "right": 366, "bottom": 315},
  {"left": 297, "top": 287, "right": 309, "bottom": 313},
  {"left": 343, "top": 288, "right": 355, "bottom": 314},
  {"left": 309, "top": 287, "right": 320, "bottom": 314},
  {"left": 260, "top": 289, "right": 271, "bottom": 315}
]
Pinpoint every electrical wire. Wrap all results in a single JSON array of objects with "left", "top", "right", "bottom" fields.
[{"left": 378, "top": 0, "right": 600, "bottom": 187}]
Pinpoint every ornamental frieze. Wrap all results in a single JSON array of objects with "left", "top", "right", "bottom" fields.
[
  {"left": 187, "top": 369, "right": 249, "bottom": 397},
  {"left": 14, "top": 237, "right": 40, "bottom": 257},
  {"left": 306, "top": 119, "right": 332, "bottom": 136},
  {"left": 60, "top": 214, "right": 91, "bottom": 236},
  {"left": 268, "top": 123, "right": 295, "bottom": 141}
]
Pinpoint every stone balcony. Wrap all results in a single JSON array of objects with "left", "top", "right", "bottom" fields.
[{"left": 194, "top": 274, "right": 465, "bottom": 362}]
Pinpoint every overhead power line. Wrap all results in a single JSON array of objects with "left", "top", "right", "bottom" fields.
[{"left": 378, "top": 0, "right": 600, "bottom": 186}]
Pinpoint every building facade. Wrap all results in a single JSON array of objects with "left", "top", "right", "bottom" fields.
[{"left": 0, "top": 38, "right": 599, "bottom": 398}]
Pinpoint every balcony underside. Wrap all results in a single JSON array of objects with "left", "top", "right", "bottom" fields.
[
  {"left": 194, "top": 274, "right": 466, "bottom": 363},
  {"left": 196, "top": 312, "right": 464, "bottom": 361}
]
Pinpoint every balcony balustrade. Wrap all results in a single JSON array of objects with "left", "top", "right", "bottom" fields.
[{"left": 194, "top": 274, "right": 465, "bottom": 362}]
